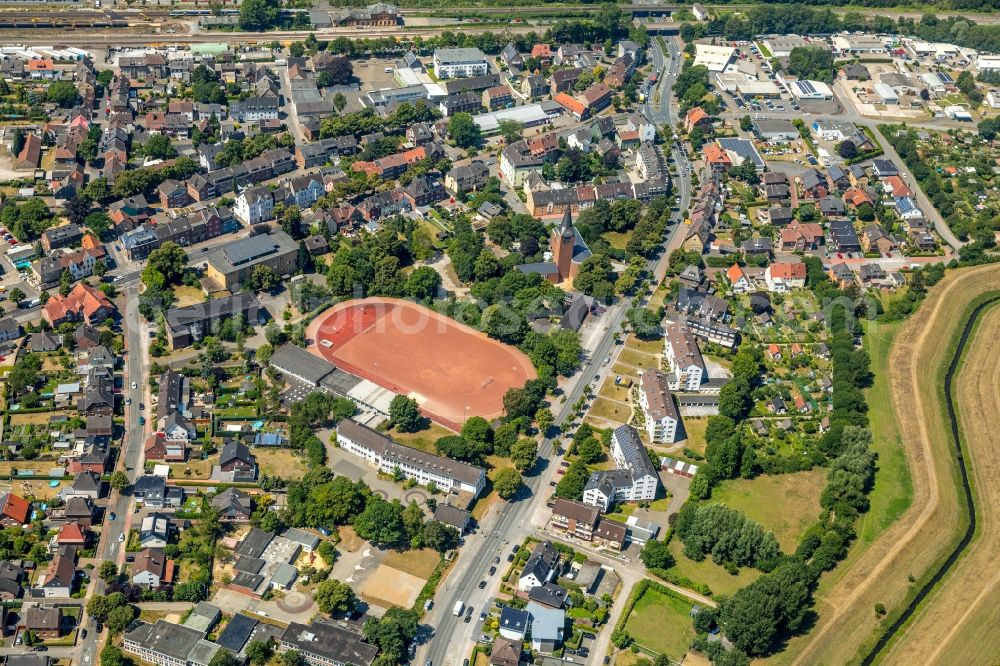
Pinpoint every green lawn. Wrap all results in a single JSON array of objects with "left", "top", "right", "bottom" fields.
[
  {"left": 391, "top": 421, "right": 456, "bottom": 454},
  {"left": 667, "top": 539, "right": 760, "bottom": 596},
  {"left": 604, "top": 230, "right": 633, "bottom": 251},
  {"left": 623, "top": 585, "right": 696, "bottom": 660},
  {"left": 820, "top": 320, "right": 913, "bottom": 594},
  {"left": 679, "top": 417, "right": 709, "bottom": 457},
  {"left": 711, "top": 469, "right": 827, "bottom": 552}
]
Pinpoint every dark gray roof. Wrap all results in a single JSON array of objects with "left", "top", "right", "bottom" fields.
[
  {"left": 220, "top": 440, "right": 254, "bottom": 467},
  {"left": 521, "top": 540, "right": 559, "bottom": 585},
  {"left": 279, "top": 620, "right": 378, "bottom": 666},
  {"left": 528, "top": 582, "right": 569, "bottom": 608},
  {"left": 124, "top": 621, "right": 205, "bottom": 662},
  {"left": 235, "top": 528, "right": 274, "bottom": 559},
  {"left": 233, "top": 557, "right": 265, "bottom": 574},
  {"left": 612, "top": 425, "right": 657, "bottom": 479},
  {"left": 216, "top": 613, "right": 258, "bottom": 652},
  {"left": 270, "top": 343, "right": 336, "bottom": 385},
  {"left": 231, "top": 571, "right": 265, "bottom": 591},
  {"left": 498, "top": 607, "right": 529, "bottom": 633}
]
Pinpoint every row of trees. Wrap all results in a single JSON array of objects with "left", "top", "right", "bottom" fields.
[{"left": 675, "top": 503, "right": 782, "bottom": 571}]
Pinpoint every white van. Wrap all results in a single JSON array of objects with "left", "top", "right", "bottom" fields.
[{"left": 452, "top": 601, "right": 465, "bottom": 616}]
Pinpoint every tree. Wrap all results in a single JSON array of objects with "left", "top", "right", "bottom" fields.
[
  {"left": 107, "top": 604, "right": 137, "bottom": 634},
  {"left": 576, "top": 437, "right": 604, "bottom": 464},
  {"left": 481, "top": 304, "right": 527, "bottom": 344},
  {"left": 389, "top": 395, "right": 422, "bottom": 433},
  {"left": 101, "top": 646, "right": 129, "bottom": 666},
  {"left": 493, "top": 468, "right": 522, "bottom": 500},
  {"left": 333, "top": 92, "right": 347, "bottom": 112},
  {"left": 174, "top": 581, "right": 207, "bottom": 602},
  {"left": 639, "top": 539, "right": 675, "bottom": 569},
  {"left": 403, "top": 265, "right": 441, "bottom": 301},
  {"left": 46, "top": 80, "right": 80, "bottom": 108},
  {"left": 353, "top": 498, "right": 405, "bottom": 547},
  {"left": 837, "top": 139, "right": 858, "bottom": 160},
  {"left": 315, "top": 579, "right": 358, "bottom": 615},
  {"left": 422, "top": 521, "right": 460, "bottom": 552},
  {"left": 110, "top": 471, "right": 130, "bottom": 491},
  {"left": 363, "top": 608, "right": 420, "bottom": 664},
  {"left": 719, "top": 560, "right": 813, "bottom": 656},
  {"left": 143, "top": 134, "right": 177, "bottom": 160},
  {"left": 8, "top": 287, "right": 25, "bottom": 306},
  {"left": 239, "top": 0, "right": 280, "bottom": 30},
  {"left": 511, "top": 438, "right": 538, "bottom": 471},
  {"left": 739, "top": 115, "right": 752, "bottom": 131},
  {"left": 448, "top": 112, "right": 481, "bottom": 149},
  {"left": 143, "top": 242, "right": 187, "bottom": 289},
  {"left": 59, "top": 268, "right": 74, "bottom": 297},
  {"left": 627, "top": 307, "right": 661, "bottom": 339},
  {"left": 98, "top": 560, "right": 119, "bottom": 583},
  {"left": 65, "top": 195, "right": 90, "bottom": 226},
  {"left": 461, "top": 416, "right": 493, "bottom": 448},
  {"left": 94, "top": 259, "right": 109, "bottom": 278},
  {"left": 555, "top": 460, "right": 590, "bottom": 500},
  {"left": 245, "top": 264, "right": 281, "bottom": 293},
  {"left": 245, "top": 641, "right": 273, "bottom": 666},
  {"left": 498, "top": 119, "right": 524, "bottom": 144}
]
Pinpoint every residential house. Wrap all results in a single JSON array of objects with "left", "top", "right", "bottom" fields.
[
  {"left": 582, "top": 425, "right": 660, "bottom": 511},
  {"left": 0, "top": 493, "right": 30, "bottom": 527},
  {"left": 132, "top": 549, "right": 175, "bottom": 588},
  {"left": 518, "top": 541, "right": 560, "bottom": 592},
  {"left": 445, "top": 161, "right": 490, "bottom": 194},
  {"left": 765, "top": 262, "right": 807, "bottom": 292},
  {"left": 40, "top": 556, "right": 75, "bottom": 597},
  {"left": 862, "top": 224, "right": 897, "bottom": 254},
  {"left": 43, "top": 283, "right": 116, "bottom": 327},
  {"left": 780, "top": 223, "right": 824, "bottom": 252},
  {"left": 219, "top": 441, "right": 257, "bottom": 481},
  {"left": 235, "top": 187, "right": 274, "bottom": 225},
  {"left": 139, "top": 513, "right": 172, "bottom": 549},
  {"left": 144, "top": 433, "right": 186, "bottom": 462},
  {"left": 211, "top": 488, "right": 253, "bottom": 521},
  {"left": 22, "top": 606, "right": 63, "bottom": 639}
]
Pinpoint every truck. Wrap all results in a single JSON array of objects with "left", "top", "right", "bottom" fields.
[{"left": 452, "top": 601, "right": 465, "bottom": 616}]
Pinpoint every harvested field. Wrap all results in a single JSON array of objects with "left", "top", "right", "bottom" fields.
[
  {"left": 711, "top": 469, "right": 826, "bottom": 552},
  {"left": 380, "top": 548, "right": 440, "bottom": 579},
  {"left": 359, "top": 563, "right": 426, "bottom": 609},
  {"left": 772, "top": 265, "right": 1000, "bottom": 666},
  {"left": 307, "top": 298, "right": 535, "bottom": 429},
  {"left": 877, "top": 303, "right": 1000, "bottom": 664}
]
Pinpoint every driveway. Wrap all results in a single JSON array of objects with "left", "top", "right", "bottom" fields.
[{"left": 210, "top": 587, "right": 316, "bottom": 625}]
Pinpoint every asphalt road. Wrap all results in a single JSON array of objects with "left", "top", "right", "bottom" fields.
[
  {"left": 421, "top": 35, "right": 690, "bottom": 666},
  {"left": 71, "top": 284, "right": 150, "bottom": 665}
]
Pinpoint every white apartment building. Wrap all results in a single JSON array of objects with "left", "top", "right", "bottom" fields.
[
  {"left": 664, "top": 321, "right": 705, "bottom": 391},
  {"left": 582, "top": 425, "right": 660, "bottom": 512},
  {"left": 235, "top": 186, "right": 274, "bottom": 225},
  {"left": 639, "top": 370, "right": 681, "bottom": 444},
  {"left": 432, "top": 48, "right": 489, "bottom": 79}
]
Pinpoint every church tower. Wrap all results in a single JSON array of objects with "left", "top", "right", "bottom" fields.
[{"left": 551, "top": 208, "right": 575, "bottom": 282}]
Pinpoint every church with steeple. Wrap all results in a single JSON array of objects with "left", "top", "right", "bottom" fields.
[{"left": 515, "top": 208, "right": 592, "bottom": 285}]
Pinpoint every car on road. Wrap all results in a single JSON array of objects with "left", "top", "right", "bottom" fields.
[
  {"left": 81, "top": 629, "right": 88, "bottom": 639},
  {"left": 512, "top": 544, "right": 520, "bottom": 553},
  {"left": 560, "top": 461, "right": 570, "bottom": 467},
  {"left": 493, "top": 556, "right": 500, "bottom": 565},
  {"left": 30, "top": 647, "right": 47, "bottom": 652},
  {"left": 109, "top": 512, "right": 116, "bottom": 520},
  {"left": 464, "top": 606, "right": 474, "bottom": 623},
  {"left": 138, "top": 416, "right": 145, "bottom": 426},
  {"left": 507, "top": 552, "right": 516, "bottom": 561},
  {"left": 118, "top": 532, "right": 125, "bottom": 542},
  {"left": 139, "top": 403, "right": 144, "bottom": 410},
  {"left": 479, "top": 611, "right": 487, "bottom": 622},
  {"left": 126, "top": 397, "right": 131, "bottom": 405},
  {"left": 131, "top": 381, "right": 137, "bottom": 389},
  {"left": 15, "top": 635, "right": 22, "bottom": 646},
  {"left": 96, "top": 623, "right": 103, "bottom": 633},
  {"left": 488, "top": 566, "right": 497, "bottom": 576},
  {"left": 478, "top": 580, "right": 487, "bottom": 589}
]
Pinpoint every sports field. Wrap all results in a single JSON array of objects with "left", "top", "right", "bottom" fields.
[{"left": 307, "top": 298, "right": 536, "bottom": 428}]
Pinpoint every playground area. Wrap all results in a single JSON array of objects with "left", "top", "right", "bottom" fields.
[{"left": 307, "top": 298, "right": 535, "bottom": 428}]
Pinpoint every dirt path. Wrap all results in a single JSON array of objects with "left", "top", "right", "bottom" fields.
[
  {"left": 770, "top": 265, "right": 1000, "bottom": 666},
  {"left": 880, "top": 304, "right": 1000, "bottom": 664}
]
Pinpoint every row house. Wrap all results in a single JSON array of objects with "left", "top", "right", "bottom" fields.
[
  {"left": 158, "top": 179, "right": 190, "bottom": 209},
  {"left": 294, "top": 136, "right": 357, "bottom": 168},
  {"left": 445, "top": 161, "right": 491, "bottom": 194},
  {"left": 144, "top": 112, "right": 190, "bottom": 138},
  {"left": 283, "top": 173, "right": 325, "bottom": 209},
  {"left": 230, "top": 97, "right": 280, "bottom": 123},
  {"left": 483, "top": 85, "right": 515, "bottom": 111},
  {"left": 356, "top": 189, "right": 412, "bottom": 222},
  {"left": 551, "top": 67, "right": 585, "bottom": 94},
  {"left": 353, "top": 145, "right": 429, "bottom": 180},
  {"left": 108, "top": 195, "right": 150, "bottom": 233},
  {"left": 235, "top": 187, "right": 275, "bottom": 225},
  {"left": 32, "top": 246, "right": 106, "bottom": 288},
  {"left": 119, "top": 53, "right": 167, "bottom": 80},
  {"left": 401, "top": 175, "right": 447, "bottom": 208}
]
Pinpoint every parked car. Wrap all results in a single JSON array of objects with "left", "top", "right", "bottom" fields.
[
  {"left": 488, "top": 566, "right": 497, "bottom": 576},
  {"left": 478, "top": 580, "right": 487, "bottom": 589}
]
